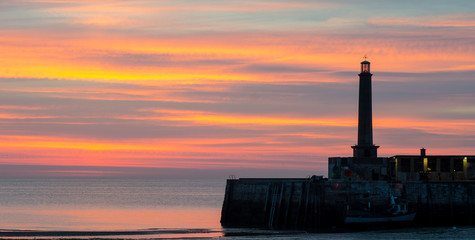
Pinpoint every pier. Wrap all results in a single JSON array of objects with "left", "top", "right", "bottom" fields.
[
  {"left": 221, "top": 177, "right": 475, "bottom": 231},
  {"left": 221, "top": 60, "right": 475, "bottom": 231}
]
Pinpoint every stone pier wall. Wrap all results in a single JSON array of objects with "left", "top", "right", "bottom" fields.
[
  {"left": 405, "top": 181, "right": 475, "bottom": 226},
  {"left": 220, "top": 178, "right": 475, "bottom": 231}
]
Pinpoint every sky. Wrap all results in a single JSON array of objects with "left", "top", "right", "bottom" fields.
[{"left": 0, "top": 0, "right": 474, "bottom": 178}]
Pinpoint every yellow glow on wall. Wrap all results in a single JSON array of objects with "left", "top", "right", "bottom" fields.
[
  {"left": 464, "top": 157, "right": 468, "bottom": 179},
  {"left": 423, "top": 157, "right": 428, "bottom": 172}
]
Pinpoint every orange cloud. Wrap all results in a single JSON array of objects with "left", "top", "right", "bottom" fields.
[
  {"left": 1, "top": 27, "right": 472, "bottom": 87},
  {"left": 375, "top": 117, "right": 475, "bottom": 136},
  {"left": 0, "top": 113, "right": 54, "bottom": 120},
  {"left": 0, "top": 0, "right": 474, "bottom": 176},
  {"left": 0, "top": 133, "right": 339, "bottom": 170},
  {"left": 368, "top": 15, "right": 475, "bottom": 28},
  {"left": 131, "top": 109, "right": 355, "bottom": 127}
]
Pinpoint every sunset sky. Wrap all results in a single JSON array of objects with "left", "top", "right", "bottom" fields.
[{"left": 0, "top": 0, "right": 474, "bottom": 178}]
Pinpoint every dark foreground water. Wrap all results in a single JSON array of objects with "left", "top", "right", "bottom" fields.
[{"left": 1, "top": 178, "right": 474, "bottom": 239}]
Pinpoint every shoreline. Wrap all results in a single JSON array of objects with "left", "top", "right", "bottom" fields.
[
  {"left": 1, "top": 227, "right": 474, "bottom": 239},
  {"left": 0, "top": 228, "right": 306, "bottom": 239},
  {"left": 0, "top": 228, "right": 216, "bottom": 236}
]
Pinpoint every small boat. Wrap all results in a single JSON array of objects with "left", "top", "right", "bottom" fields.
[
  {"left": 344, "top": 195, "right": 416, "bottom": 224},
  {"left": 344, "top": 212, "right": 416, "bottom": 224}
]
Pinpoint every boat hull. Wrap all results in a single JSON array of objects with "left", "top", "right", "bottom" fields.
[{"left": 344, "top": 212, "right": 416, "bottom": 224}]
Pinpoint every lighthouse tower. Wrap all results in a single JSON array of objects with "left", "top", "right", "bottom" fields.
[
  {"left": 352, "top": 60, "right": 379, "bottom": 159},
  {"left": 328, "top": 59, "right": 387, "bottom": 180}
]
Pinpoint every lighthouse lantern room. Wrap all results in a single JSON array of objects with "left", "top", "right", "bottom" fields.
[{"left": 361, "top": 60, "right": 370, "bottom": 73}]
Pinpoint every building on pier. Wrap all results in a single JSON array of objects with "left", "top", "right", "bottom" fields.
[
  {"left": 391, "top": 148, "right": 475, "bottom": 181},
  {"left": 328, "top": 60, "right": 475, "bottom": 182}
]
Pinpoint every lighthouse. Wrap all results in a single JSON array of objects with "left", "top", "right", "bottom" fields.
[
  {"left": 352, "top": 59, "right": 379, "bottom": 159},
  {"left": 328, "top": 59, "right": 386, "bottom": 180}
]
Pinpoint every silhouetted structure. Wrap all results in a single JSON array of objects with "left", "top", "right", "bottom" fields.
[
  {"left": 352, "top": 60, "right": 378, "bottom": 159},
  {"left": 329, "top": 60, "right": 387, "bottom": 181},
  {"left": 221, "top": 60, "right": 475, "bottom": 232}
]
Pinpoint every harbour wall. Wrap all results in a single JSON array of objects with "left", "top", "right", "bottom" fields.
[{"left": 220, "top": 177, "right": 475, "bottom": 231}]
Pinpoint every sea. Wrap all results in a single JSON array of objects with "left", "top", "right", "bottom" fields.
[{"left": 1, "top": 178, "right": 474, "bottom": 239}]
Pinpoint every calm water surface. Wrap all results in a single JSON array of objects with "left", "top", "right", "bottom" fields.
[{"left": 0, "top": 178, "right": 225, "bottom": 232}]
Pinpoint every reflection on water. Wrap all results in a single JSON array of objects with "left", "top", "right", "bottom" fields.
[
  {"left": 0, "top": 206, "right": 221, "bottom": 231},
  {"left": 0, "top": 178, "right": 225, "bottom": 231},
  {"left": 0, "top": 228, "right": 224, "bottom": 239}
]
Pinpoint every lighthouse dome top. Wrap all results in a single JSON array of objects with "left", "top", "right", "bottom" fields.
[{"left": 361, "top": 60, "right": 370, "bottom": 73}]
